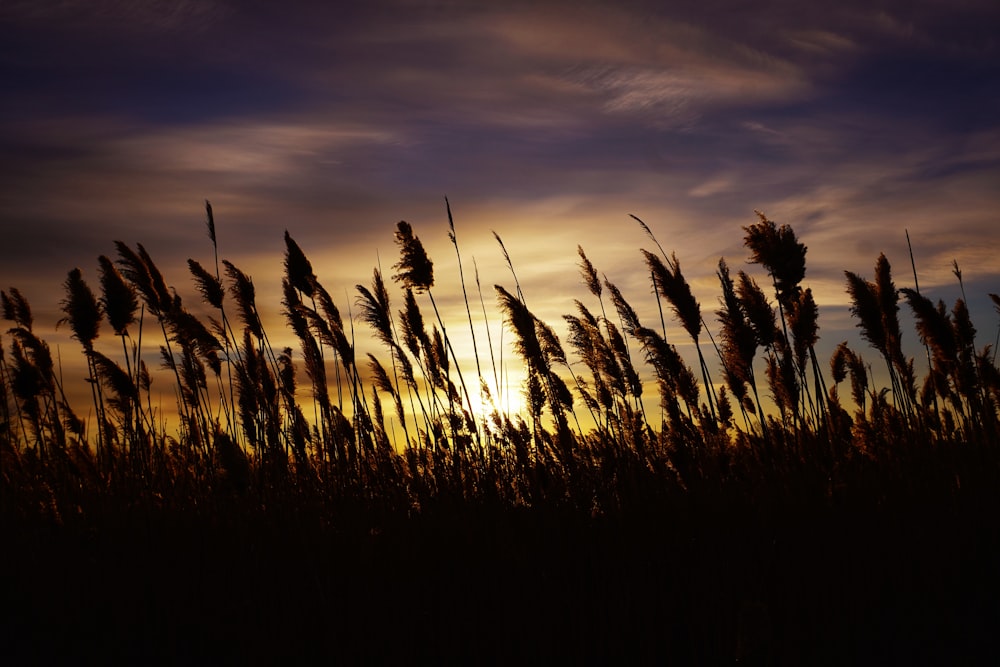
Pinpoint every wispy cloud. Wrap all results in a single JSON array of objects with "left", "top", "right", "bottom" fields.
[
  {"left": 114, "top": 122, "right": 405, "bottom": 176},
  {"left": 0, "top": 0, "right": 228, "bottom": 30},
  {"left": 576, "top": 62, "right": 807, "bottom": 122}
]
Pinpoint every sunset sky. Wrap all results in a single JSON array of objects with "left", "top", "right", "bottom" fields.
[{"left": 2, "top": 0, "right": 998, "bottom": 422}]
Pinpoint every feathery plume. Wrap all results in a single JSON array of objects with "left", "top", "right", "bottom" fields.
[
  {"left": 846, "top": 267, "right": 886, "bottom": 355},
  {"left": 1, "top": 288, "right": 34, "bottom": 330},
  {"left": 431, "top": 326, "right": 449, "bottom": 383},
  {"left": 223, "top": 260, "right": 262, "bottom": 339},
  {"left": 830, "top": 341, "right": 850, "bottom": 385},
  {"left": 188, "top": 259, "right": 225, "bottom": 309},
  {"left": 90, "top": 350, "right": 137, "bottom": 402},
  {"left": 901, "top": 288, "right": 956, "bottom": 367},
  {"left": 205, "top": 200, "right": 216, "bottom": 245},
  {"left": 743, "top": 211, "right": 806, "bottom": 307},
  {"left": 495, "top": 285, "right": 543, "bottom": 368},
  {"left": 831, "top": 342, "right": 868, "bottom": 411},
  {"left": 98, "top": 255, "right": 138, "bottom": 335},
  {"left": 277, "top": 348, "right": 296, "bottom": 398},
  {"left": 737, "top": 271, "right": 777, "bottom": 349},
  {"left": 605, "top": 319, "right": 642, "bottom": 398},
  {"left": 577, "top": 246, "right": 602, "bottom": 299},
  {"left": 632, "top": 326, "right": 698, "bottom": 409},
  {"left": 284, "top": 231, "right": 316, "bottom": 298},
  {"left": 716, "top": 259, "right": 759, "bottom": 406},
  {"left": 717, "top": 259, "right": 758, "bottom": 372},
  {"left": 115, "top": 241, "right": 167, "bottom": 315},
  {"left": 58, "top": 268, "right": 102, "bottom": 352},
  {"left": 787, "top": 288, "right": 819, "bottom": 373},
  {"left": 605, "top": 279, "right": 640, "bottom": 337},
  {"left": 356, "top": 270, "right": 394, "bottom": 350},
  {"left": 369, "top": 353, "right": 405, "bottom": 433},
  {"left": 642, "top": 250, "right": 701, "bottom": 341},
  {"left": 392, "top": 221, "right": 434, "bottom": 293},
  {"left": 136, "top": 244, "right": 173, "bottom": 314},
  {"left": 169, "top": 307, "right": 223, "bottom": 376},
  {"left": 535, "top": 319, "right": 567, "bottom": 367},
  {"left": 399, "top": 287, "right": 430, "bottom": 361},
  {"left": 767, "top": 337, "right": 799, "bottom": 419},
  {"left": 311, "top": 282, "right": 353, "bottom": 364},
  {"left": 875, "top": 254, "right": 902, "bottom": 356}
]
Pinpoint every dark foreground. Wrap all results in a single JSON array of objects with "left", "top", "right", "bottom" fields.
[{"left": 4, "top": 464, "right": 999, "bottom": 666}]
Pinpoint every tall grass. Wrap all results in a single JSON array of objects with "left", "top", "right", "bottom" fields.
[
  {"left": 2, "top": 202, "right": 999, "bottom": 514},
  {"left": 3, "top": 202, "right": 1000, "bottom": 663}
]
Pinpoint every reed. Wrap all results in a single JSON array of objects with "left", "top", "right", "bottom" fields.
[{"left": 1, "top": 202, "right": 997, "bottom": 518}]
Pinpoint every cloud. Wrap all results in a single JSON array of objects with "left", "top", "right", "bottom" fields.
[
  {"left": 0, "top": 0, "right": 228, "bottom": 30},
  {"left": 784, "top": 29, "right": 858, "bottom": 55},
  {"left": 573, "top": 62, "right": 807, "bottom": 122},
  {"left": 688, "top": 175, "right": 734, "bottom": 198},
  {"left": 113, "top": 122, "right": 405, "bottom": 176}
]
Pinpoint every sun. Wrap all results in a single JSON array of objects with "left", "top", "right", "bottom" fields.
[{"left": 464, "top": 367, "right": 528, "bottom": 426}]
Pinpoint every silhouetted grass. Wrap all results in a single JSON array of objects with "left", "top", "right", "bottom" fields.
[{"left": 2, "top": 202, "right": 999, "bottom": 663}]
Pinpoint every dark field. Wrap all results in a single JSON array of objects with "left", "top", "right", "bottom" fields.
[{"left": 5, "top": 454, "right": 999, "bottom": 664}]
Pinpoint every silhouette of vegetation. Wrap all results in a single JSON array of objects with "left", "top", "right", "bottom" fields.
[{"left": 2, "top": 203, "right": 999, "bottom": 663}]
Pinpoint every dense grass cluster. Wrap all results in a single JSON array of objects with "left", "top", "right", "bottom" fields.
[
  {"left": 3, "top": 204, "right": 998, "bottom": 511},
  {"left": 2, "top": 202, "right": 999, "bottom": 662}
]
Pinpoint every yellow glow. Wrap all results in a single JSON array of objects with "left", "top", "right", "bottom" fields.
[{"left": 464, "top": 364, "right": 528, "bottom": 427}]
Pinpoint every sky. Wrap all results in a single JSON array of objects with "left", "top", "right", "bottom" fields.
[{"left": 1, "top": 0, "right": 999, "bottom": 423}]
